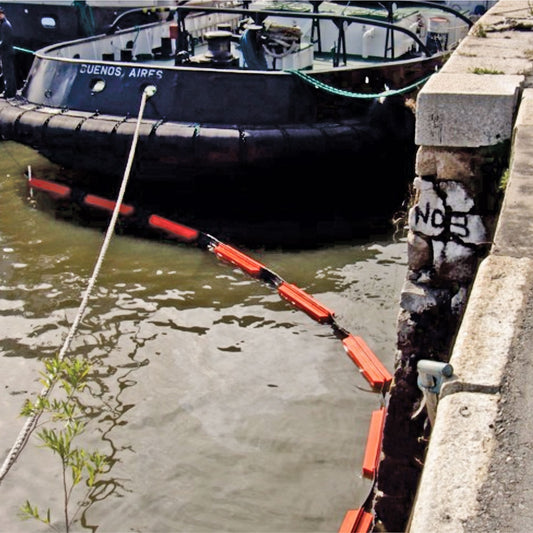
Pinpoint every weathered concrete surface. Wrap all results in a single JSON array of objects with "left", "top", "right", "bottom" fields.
[
  {"left": 415, "top": 73, "right": 522, "bottom": 147},
  {"left": 414, "top": 0, "right": 533, "bottom": 148},
  {"left": 409, "top": 2, "right": 533, "bottom": 530},
  {"left": 409, "top": 256, "right": 533, "bottom": 532},
  {"left": 467, "top": 279, "right": 533, "bottom": 533},
  {"left": 492, "top": 89, "right": 533, "bottom": 259},
  {"left": 440, "top": 255, "right": 533, "bottom": 395},
  {"left": 409, "top": 392, "right": 500, "bottom": 533}
]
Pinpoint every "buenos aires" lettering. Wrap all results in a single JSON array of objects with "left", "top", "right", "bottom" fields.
[
  {"left": 79, "top": 64, "right": 164, "bottom": 80},
  {"left": 79, "top": 63, "right": 123, "bottom": 77}
]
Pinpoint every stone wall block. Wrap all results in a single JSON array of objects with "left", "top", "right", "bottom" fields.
[
  {"left": 407, "top": 231, "right": 433, "bottom": 270},
  {"left": 400, "top": 280, "right": 455, "bottom": 319},
  {"left": 439, "top": 180, "right": 474, "bottom": 211},
  {"left": 416, "top": 146, "right": 489, "bottom": 183},
  {"left": 456, "top": 214, "right": 488, "bottom": 245},
  {"left": 451, "top": 285, "right": 469, "bottom": 317},
  {"left": 397, "top": 312, "right": 417, "bottom": 355},
  {"left": 438, "top": 180, "right": 489, "bottom": 245},
  {"left": 433, "top": 240, "right": 479, "bottom": 283},
  {"left": 382, "top": 368, "right": 427, "bottom": 458},
  {"left": 435, "top": 148, "right": 484, "bottom": 182},
  {"left": 415, "top": 146, "right": 437, "bottom": 176},
  {"left": 407, "top": 269, "right": 432, "bottom": 284},
  {"left": 397, "top": 309, "right": 415, "bottom": 336},
  {"left": 400, "top": 280, "right": 438, "bottom": 314},
  {"left": 415, "top": 73, "right": 523, "bottom": 147},
  {"left": 409, "top": 177, "right": 446, "bottom": 237}
]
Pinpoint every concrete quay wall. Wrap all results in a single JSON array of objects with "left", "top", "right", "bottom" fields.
[{"left": 373, "top": 1, "right": 533, "bottom": 531}]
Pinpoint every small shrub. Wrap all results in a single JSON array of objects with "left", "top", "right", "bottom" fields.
[{"left": 19, "top": 354, "right": 108, "bottom": 533}]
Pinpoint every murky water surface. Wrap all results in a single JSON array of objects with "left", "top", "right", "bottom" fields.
[{"left": 0, "top": 141, "right": 407, "bottom": 532}]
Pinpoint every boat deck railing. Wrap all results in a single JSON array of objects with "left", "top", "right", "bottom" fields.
[{"left": 35, "top": 1, "right": 471, "bottom": 72}]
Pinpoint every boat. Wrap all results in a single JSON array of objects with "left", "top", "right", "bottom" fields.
[
  {"left": 0, "top": 1, "right": 472, "bottom": 238},
  {"left": 1, "top": 0, "right": 185, "bottom": 92},
  {"left": 3, "top": 0, "right": 178, "bottom": 51}
]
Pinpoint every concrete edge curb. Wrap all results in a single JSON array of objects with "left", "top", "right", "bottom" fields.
[
  {"left": 440, "top": 255, "right": 533, "bottom": 397},
  {"left": 408, "top": 392, "right": 500, "bottom": 533}
]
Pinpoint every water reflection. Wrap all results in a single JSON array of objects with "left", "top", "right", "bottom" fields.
[{"left": 0, "top": 141, "right": 407, "bottom": 532}]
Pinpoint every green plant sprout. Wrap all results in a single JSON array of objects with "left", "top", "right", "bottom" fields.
[
  {"left": 470, "top": 67, "right": 504, "bottom": 75},
  {"left": 18, "top": 354, "right": 108, "bottom": 533},
  {"left": 473, "top": 23, "right": 487, "bottom": 37},
  {"left": 499, "top": 168, "right": 510, "bottom": 192}
]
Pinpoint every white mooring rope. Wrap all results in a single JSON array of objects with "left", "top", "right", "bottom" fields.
[{"left": 0, "top": 85, "right": 156, "bottom": 484}]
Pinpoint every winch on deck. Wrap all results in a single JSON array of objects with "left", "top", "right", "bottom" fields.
[
  {"left": 186, "top": 29, "right": 240, "bottom": 67},
  {"left": 180, "top": 19, "right": 308, "bottom": 70}
]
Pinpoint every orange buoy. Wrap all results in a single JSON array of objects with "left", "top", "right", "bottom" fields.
[
  {"left": 338, "top": 508, "right": 373, "bottom": 533},
  {"left": 362, "top": 407, "right": 386, "bottom": 479},
  {"left": 213, "top": 243, "right": 265, "bottom": 277},
  {"left": 148, "top": 214, "right": 199, "bottom": 242},
  {"left": 28, "top": 177, "right": 71, "bottom": 199},
  {"left": 342, "top": 334, "right": 392, "bottom": 389},
  {"left": 83, "top": 194, "right": 134, "bottom": 216},
  {"left": 277, "top": 281, "right": 334, "bottom": 324}
]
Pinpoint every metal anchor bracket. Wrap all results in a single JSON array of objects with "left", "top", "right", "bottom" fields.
[
  {"left": 417, "top": 360, "right": 454, "bottom": 425},
  {"left": 417, "top": 359, "right": 454, "bottom": 394}
]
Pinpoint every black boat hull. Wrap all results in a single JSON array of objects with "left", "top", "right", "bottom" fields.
[
  {"left": 0, "top": 93, "right": 416, "bottom": 245},
  {"left": 0, "top": 93, "right": 414, "bottom": 182}
]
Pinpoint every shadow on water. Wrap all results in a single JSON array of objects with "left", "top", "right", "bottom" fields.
[
  {"left": 74, "top": 327, "right": 152, "bottom": 533},
  {"left": 25, "top": 95, "right": 418, "bottom": 249},
  {"left": 44, "top": 180, "right": 411, "bottom": 251},
  {"left": 35, "top": 142, "right": 415, "bottom": 250}
]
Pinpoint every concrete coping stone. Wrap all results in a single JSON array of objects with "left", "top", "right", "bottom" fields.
[
  {"left": 481, "top": 0, "right": 533, "bottom": 26},
  {"left": 408, "top": 392, "right": 500, "bottom": 533},
  {"left": 440, "top": 56, "right": 531, "bottom": 76},
  {"left": 491, "top": 89, "right": 533, "bottom": 258},
  {"left": 513, "top": 87, "right": 533, "bottom": 128},
  {"left": 415, "top": 73, "right": 523, "bottom": 147}
]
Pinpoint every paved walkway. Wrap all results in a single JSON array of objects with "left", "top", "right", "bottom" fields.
[{"left": 409, "top": 2, "right": 533, "bottom": 531}]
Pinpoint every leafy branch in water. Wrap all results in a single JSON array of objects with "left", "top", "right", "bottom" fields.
[{"left": 18, "top": 354, "right": 108, "bottom": 533}]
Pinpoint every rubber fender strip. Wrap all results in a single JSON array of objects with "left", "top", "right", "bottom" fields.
[
  {"left": 277, "top": 281, "right": 334, "bottom": 324},
  {"left": 28, "top": 177, "right": 71, "bottom": 199},
  {"left": 148, "top": 214, "right": 199, "bottom": 243},
  {"left": 362, "top": 407, "right": 386, "bottom": 480},
  {"left": 338, "top": 509, "right": 373, "bottom": 533},
  {"left": 84, "top": 194, "right": 135, "bottom": 216},
  {"left": 213, "top": 242, "right": 265, "bottom": 277},
  {"left": 342, "top": 334, "right": 392, "bottom": 389}
]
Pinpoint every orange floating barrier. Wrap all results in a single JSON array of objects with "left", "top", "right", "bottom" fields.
[
  {"left": 342, "top": 334, "right": 392, "bottom": 389},
  {"left": 83, "top": 194, "right": 134, "bottom": 216},
  {"left": 277, "top": 281, "right": 334, "bottom": 324},
  {"left": 148, "top": 214, "right": 199, "bottom": 242},
  {"left": 213, "top": 243, "right": 265, "bottom": 277},
  {"left": 355, "top": 511, "right": 373, "bottom": 533},
  {"left": 362, "top": 407, "right": 386, "bottom": 479},
  {"left": 28, "top": 177, "right": 71, "bottom": 199},
  {"left": 338, "top": 508, "right": 373, "bottom": 533}
]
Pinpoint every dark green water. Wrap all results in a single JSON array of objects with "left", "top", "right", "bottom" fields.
[{"left": 0, "top": 141, "right": 407, "bottom": 532}]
